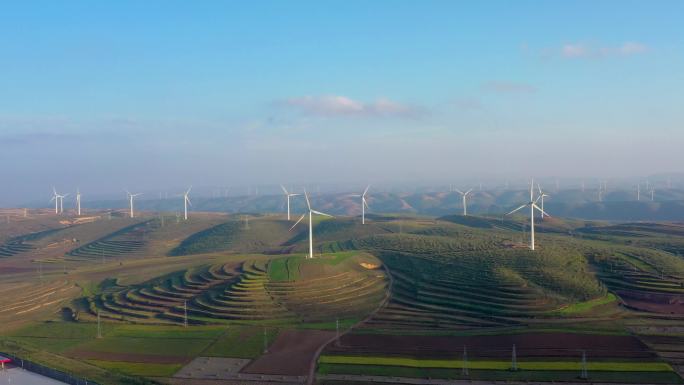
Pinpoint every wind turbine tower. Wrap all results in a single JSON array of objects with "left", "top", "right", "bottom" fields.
[
  {"left": 50, "top": 188, "right": 68, "bottom": 214},
  {"left": 290, "top": 191, "right": 333, "bottom": 259},
  {"left": 455, "top": 188, "right": 473, "bottom": 216},
  {"left": 183, "top": 186, "right": 192, "bottom": 220},
  {"left": 50, "top": 188, "right": 59, "bottom": 214},
  {"left": 126, "top": 191, "right": 142, "bottom": 218},
  {"left": 351, "top": 186, "right": 370, "bottom": 224},
  {"left": 537, "top": 184, "right": 550, "bottom": 221},
  {"left": 280, "top": 185, "right": 300, "bottom": 221},
  {"left": 76, "top": 188, "right": 82, "bottom": 216},
  {"left": 505, "top": 180, "right": 549, "bottom": 251}
]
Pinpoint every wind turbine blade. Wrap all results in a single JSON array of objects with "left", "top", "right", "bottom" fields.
[
  {"left": 186, "top": 197, "right": 192, "bottom": 206},
  {"left": 280, "top": 185, "right": 288, "bottom": 195},
  {"left": 454, "top": 189, "right": 463, "bottom": 195},
  {"left": 538, "top": 183, "right": 543, "bottom": 194},
  {"left": 363, "top": 185, "right": 370, "bottom": 196},
  {"left": 533, "top": 204, "right": 550, "bottom": 218},
  {"left": 363, "top": 197, "right": 369, "bottom": 209},
  {"left": 290, "top": 193, "right": 301, "bottom": 197},
  {"left": 506, "top": 204, "right": 528, "bottom": 216},
  {"left": 289, "top": 214, "right": 306, "bottom": 231},
  {"left": 311, "top": 210, "right": 333, "bottom": 218},
  {"left": 304, "top": 190, "right": 311, "bottom": 210},
  {"left": 53, "top": 186, "right": 57, "bottom": 195},
  {"left": 186, "top": 186, "right": 192, "bottom": 195},
  {"left": 465, "top": 189, "right": 473, "bottom": 195},
  {"left": 49, "top": 196, "right": 55, "bottom": 202},
  {"left": 533, "top": 196, "right": 542, "bottom": 204}
]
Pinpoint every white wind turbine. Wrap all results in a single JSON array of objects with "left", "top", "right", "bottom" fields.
[
  {"left": 537, "top": 184, "right": 550, "bottom": 221},
  {"left": 60, "top": 193, "right": 68, "bottom": 213},
  {"left": 50, "top": 188, "right": 60, "bottom": 214},
  {"left": 76, "top": 188, "right": 82, "bottom": 216},
  {"left": 454, "top": 188, "right": 473, "bottom": 216},
  {"left": 505, "top": 180, "right": 549, "bottom": 251},
  {"left": 351, "top": 185, "right": 370, "bottom": 224},
  {"left": 290, "top": 190, "right": 333, "bottom": 259},
  {"left": 183, "top": 186, "right": 192, "bottom": 220},
  {"left": 50, "top": 188, "right": 68, "bottom": 214},
  {"left": 126, "top": 191, "right": 142, "bottom": 218},
  {"left": 280, "top": 185, "right": 300, "bottom": 221}
]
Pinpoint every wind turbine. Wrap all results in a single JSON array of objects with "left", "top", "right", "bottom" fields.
[
  {"left": 60, "top": 193, "right": 68, "bottom": 213},
  {"left": 126, "top": 191, "right": 142, "bottom": 218},
  {"left": 76, "top": 188, "right": 82, "bottom": 216},
  {"left": 537, "top": 184, "right": 550, "bottom": 221},
  {"left": 290, "top": 190, "right": 333, "bottom": 259},
  {"left": 183, "top": 186, "right": 192, "bottom": 220},
  {"left": 50, "top": 188, "right": 60, "bottom": 214},
  {"left": 505, "top": 180, "right": 549, "bottom": 251},
  {"left": 50, "top": 188, "right": 68, "bottom": 214},
  {"left": 280, "top": 185, "right": 300, "bottom": 221},
  {"left": 351, "top": 185, "right": 370, "bottom": 224},
  {"left": 455, "top": 188, "right": 473, "bottom": 216}
]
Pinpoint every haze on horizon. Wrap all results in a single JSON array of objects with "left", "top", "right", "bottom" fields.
[{"left": 1, "top": 1, "right": 682, "bottom": 205}]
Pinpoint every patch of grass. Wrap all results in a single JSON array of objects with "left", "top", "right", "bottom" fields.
[
  {"left": 268, "top": 256, "right": 302, "bottom": 281},
  {"left": 318, "top": 364, "right": 683, "bottom": 383},
  {"left": 552, "top": 293, "right": 618, "bottom": 315},
  {"left": 299, "top": 318, "right": 359, "bottom": 330},
  {"left": 319, "top": 355, "right": 673, "bottom": 372},
  {"left": 108, "top": 324, "right": 225, "bottom": 339},
  {"left": 10, "top": 321, "right": 105, "bottom": 339},
  {"left": 202, "top": 325, "right": 279, "bottom": 358},
  {"left": 72, "top": 336, "right": 213, "bottom": 358},
  {"left": 312, "top": 251, "right": 357, "bottom": 266},
  {"left": 86, "top": 359, "right": 183, "bottom": 377}
]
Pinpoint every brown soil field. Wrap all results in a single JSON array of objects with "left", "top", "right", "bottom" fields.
[
  {"left": 326, "top": 332, "right": 656, "bottom": 359},
  {"left": 618, "top": 290, "right": 684, "bottom": 314},
  {"left": 66, "top": 350, "right": 188, "bottom": 364},
  {"left": 243, "top": 329, "right": 335, "bottom": 375}
]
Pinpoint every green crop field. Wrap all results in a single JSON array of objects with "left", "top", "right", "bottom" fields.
[
  {"left": 85, "top": 360, "right": 183, "bottom": 377},
  {"left": 319, "top": 355, "right": 672, "bottom": 371}
]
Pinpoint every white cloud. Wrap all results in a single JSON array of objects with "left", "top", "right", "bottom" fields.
[
  {"left": 281, "top": 95, "right": 423, "bottom": 118},
  {"left": 483, "top": 81, "right": 537, "bottom": 94},
  {"left": 562, "top": 44, "right": 589, "bottom": 58},
  {"left": 618, "top": 42, "right": 648, "bottom": 55},
  {"left": 560, "top": 41, "right": 649, "bottom": 59}
]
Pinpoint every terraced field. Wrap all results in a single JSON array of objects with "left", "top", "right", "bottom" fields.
[
  {"left": 360, "top": 251, "right": 559, "bottom": 331},
  {"left": 82, "top": 253, "right": 388, "bottom": 326},
  {"left": 170, "top": 216, "right": 295, "bottom": 255},
  {"left": 0, "top": 227, "right": 65, "bottom": 257},
  {"left": 0, "top": 279, "right": 81, "bottom": 329},
  {"left": 322, "top": 228, "right": 604, "bottom": 332},
  {"left": 68, "top": 219, "right": 160, "bottom": 261}
]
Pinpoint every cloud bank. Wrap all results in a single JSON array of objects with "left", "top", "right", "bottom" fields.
[
  {"left": 281, "top": 95, "right": 423, "bottom": 118},
  {"left": 561, "top": 41, "right": 648, "bottom": 59}
]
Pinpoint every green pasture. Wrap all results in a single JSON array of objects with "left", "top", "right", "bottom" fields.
[
  {"left": 86, "top": 360, "right": 183, "bottom": 377},
  {"left": 202, "top": 325, "right": 279, "bottom": 358},
  {"left": 319, "top": 355, "right": 672, "bottom": 371},
  {"left": 318, "top": 364, "right": 683, "bottom": 383}
]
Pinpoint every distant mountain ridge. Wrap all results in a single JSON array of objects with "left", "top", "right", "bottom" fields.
[{"left": 57, "top": 188, "right": 684, "bottom": 221}]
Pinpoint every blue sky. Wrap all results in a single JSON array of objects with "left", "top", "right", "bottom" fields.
[{"left": 0, "top": 1, "right": 682, "bottom": 203}]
